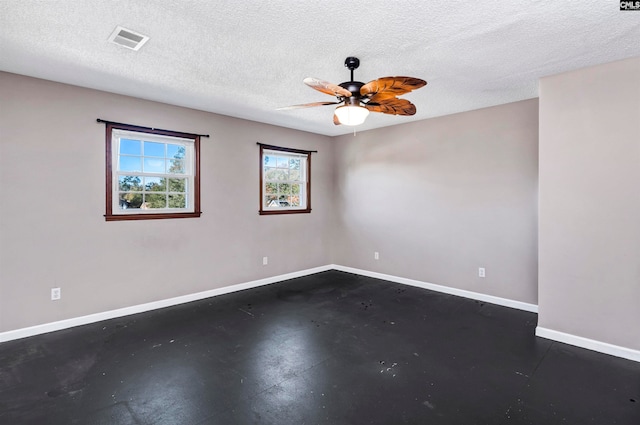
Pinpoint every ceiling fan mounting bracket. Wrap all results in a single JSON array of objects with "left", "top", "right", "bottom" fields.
[{"left": 344, "top": 57, "right": 360, "bottom": 71}]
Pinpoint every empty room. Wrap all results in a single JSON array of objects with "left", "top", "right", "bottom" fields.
[{"left": 1, "top": 1, "right": 639, "bottom": 424}]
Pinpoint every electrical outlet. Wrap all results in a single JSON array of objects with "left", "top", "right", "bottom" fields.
[
  {"left": 374, "top": 252, "right": 379, "bottom": 260},
  {"left": 51, "top": 287, "right": 61, "bottom": 300},
  {"left": 478, "top": 268, "right": 486, "bottom": 278},
  {"left": 262, "top": 256, "right": 268, "bottom": 266}
]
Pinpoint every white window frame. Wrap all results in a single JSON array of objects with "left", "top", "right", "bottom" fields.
[{"left": 259, "top": 145, "right": 312, "bottom": 215}]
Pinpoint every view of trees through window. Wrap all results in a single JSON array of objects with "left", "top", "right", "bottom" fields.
[
  {"left": 263, "top": 153, "right": 304, "bottom": 208},
  {"left": 105, "top": 122, "right": 201, "bottom": 221},
  {"left": 259, "top": 144, "right": 311, "bottom": 215},
  {"left": 118, "top": 139, "right": 188, "bottom": 210}
]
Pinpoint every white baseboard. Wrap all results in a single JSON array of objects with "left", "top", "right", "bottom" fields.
[
  {"left": 0, "top": 265, "right": 333, "bottom": 343},
  {"left": 9, "top": 265, "right": 639, "bottom": 364},
  {"left": 332, "top": 265, "right": 539, "bottom": 313},
  {"left": 536, "top": 327, "right": 640, "bottom": 362}
]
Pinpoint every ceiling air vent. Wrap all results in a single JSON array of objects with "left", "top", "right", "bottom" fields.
[{"left": 108, "top": 26, "right": 149, "bottom": 51}]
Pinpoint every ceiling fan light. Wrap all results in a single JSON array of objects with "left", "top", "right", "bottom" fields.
[{"left": 335, "top": 105, "right": 369, "bottom": 126}]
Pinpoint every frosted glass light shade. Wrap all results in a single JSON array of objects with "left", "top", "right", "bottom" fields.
[{"left": 335, "top": 105, "right": 369, "bottom": 126}]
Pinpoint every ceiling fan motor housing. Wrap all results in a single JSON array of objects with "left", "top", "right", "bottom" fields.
[{"left": 339, "top": 81, "right": 365, "bottom": 99}]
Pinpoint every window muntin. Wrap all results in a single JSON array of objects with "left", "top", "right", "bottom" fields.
[
  {"left": 260, "top": 145, "right": 311, "bottom": 214},
  {"left": 105, "top": 123, "right": 201, "bottom": 221}
]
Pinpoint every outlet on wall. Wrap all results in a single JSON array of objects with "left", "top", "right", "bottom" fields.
[
  {"left": 374, "top": 251, "right": 379, "bottom": 260},
  {"left": 51, "top": 287, "right": 61, "bottom": 300},
  {"left": 478, "top": 267, "right": 486, "bottom": 278},
  {"left": 262, "top": 256, "right": 268, "bottom": 266}
]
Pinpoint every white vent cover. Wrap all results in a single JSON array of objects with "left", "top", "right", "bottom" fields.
[{"left": 108, "top": 26, "right": 149, "bottom": 51}]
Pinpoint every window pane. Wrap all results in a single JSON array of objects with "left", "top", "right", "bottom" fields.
[
  {"left": 119, "top": 156, "right": 142, "bottom": 172},
  {"left": 274, "top": 169, "right": 289, "bottom": 180},
  {"left": 144, "top": 193, "right": 167, "bottom": 209},
  {"left": 276, "top": 157, "right": 289, "bottom": 168},
  {"left": 278, "top": 183, "right": 291, "bottom": 194},
  {"left": 168, "top": 194, "right": 186, "bottom": 208},
  {"left": 264, "top": 155, "right": 275, "bottom": 167},
  {"left": 265, "top": 182, "right": 277, "bottom": 194},
  {"left": 289, "top": 158, "right": 301, "bottom": 170},
  {"left": 290, "top": 196, "right": 300, "bottom": 207},
  {"left": 265, "top": 168, "right": 288, "bottom": 181},
  {"left": 144, "top": 141, "right": 165, "bottom": 157},
  {"left": 291, "top": 183, "right": 301, "bottom": 195},
  {"left": 143, "top": 158, "right": 165, "bottom": 173},
  {"left": 168, "top": 159, "right": 186, "bottom": 174},
  {"left": 167, "top": 144, "right": 185, "bottom": 159},
  {"left": 168, "top": 178, "right": 187, "bottom": 192},
  {"left": 119, "top": 175, "right": 142, "bottom": 191},
  {"left": 264, "top": 167, "right": 275, "bottom": 179},
  {"left": 290, "top": 169, "right": 301, "bottom": 181},
  {"left": 265, "top": 195, "right": 278, "bottom": 207},
  {"left": 119, "top": 193, "right": 143, "bottom": 209},
  {"left": 144, "top": 177, "right": 166, "bottom": 192},
  {"left": 120, "top": 139, "right": 141, "bottom": 155}
]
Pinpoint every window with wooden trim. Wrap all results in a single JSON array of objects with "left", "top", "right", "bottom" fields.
[
  {"left": 105, "top": 122, "right": 201, "bottom": 221},
  {"left": 259, "top": 144, "right": 312, "bottom": 215}
]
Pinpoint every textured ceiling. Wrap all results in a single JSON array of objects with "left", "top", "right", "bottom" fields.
[{"left": 1, "top": 1, "right": 639, "bottom": 136}]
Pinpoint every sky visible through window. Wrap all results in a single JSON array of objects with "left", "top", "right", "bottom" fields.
[{"left": 117, "top": 138, "right": 187, "bottom": 210}]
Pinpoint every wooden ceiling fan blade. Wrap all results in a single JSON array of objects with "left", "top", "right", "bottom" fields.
[
  {"left": 365, "top": 98, "right": 417, "bottom": 116},
  {"left": 360, "top": 76, "right": 427, "bottom": 97},
  {"left": 367, "top": 92, "right": 400, "bottom": 104},
  {"left": 304, "top": 77, "right": 352, "bottom": 97},
  {"left": 277, "top": 101, "right": 340, "bottom": 110}
]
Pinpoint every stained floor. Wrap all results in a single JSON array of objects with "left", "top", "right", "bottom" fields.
[{"left": 1, "top": 270, "right": 638, "bottom": 424}]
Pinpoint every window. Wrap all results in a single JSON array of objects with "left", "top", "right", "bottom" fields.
[
  {"left": 105, "top": 122, "right": 201, "bottom": 221},
  {"left": 259, "top": 144, "right": 312, "bottom": 215}
]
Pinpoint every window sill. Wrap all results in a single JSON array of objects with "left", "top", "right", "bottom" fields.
[
  {"left": 259, "top": 209, "right": 311, "bottom": 215},
  {"left": 105, "top": 211, "right": 202, "bottom": 221}
]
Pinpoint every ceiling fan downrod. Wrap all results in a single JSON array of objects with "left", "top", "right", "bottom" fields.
[
  {"left": 340, "top": 57, "right": 365, "bottom": 98},
  {"left": 344, "top": 56, "right": 360, "bottom": 81}
]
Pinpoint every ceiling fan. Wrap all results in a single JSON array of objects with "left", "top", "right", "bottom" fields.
[{"left": 278, "top": 57, "right": 427, "bottom": 126}]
